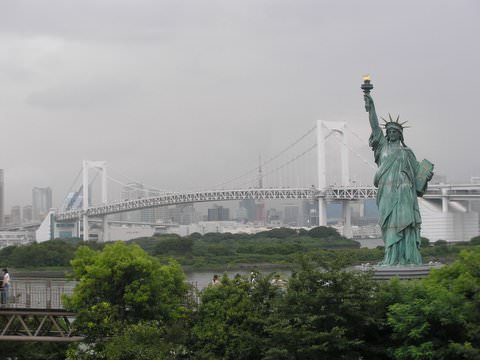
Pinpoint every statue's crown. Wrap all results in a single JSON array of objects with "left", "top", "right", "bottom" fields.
[{"left": 381, "top": 114, "right": 409, "bottom": 132}]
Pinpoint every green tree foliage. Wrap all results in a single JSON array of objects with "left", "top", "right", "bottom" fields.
[
  {"left": 191, "top": 273, "right": 280, "bottom": 359},
  {"left": 265, "top": 261, "right": 383, "bottom": 359},
  {"left": 470, "top": 235, "right": 480, "bottom": 245},
  {"left": 386, "top": 248, "right": 480, "bottom": 359},
  {"left": 64, "top": 242, "right": 189, "bottom": 358},
  {"left": 102, "top": 321, "right": 189, "bottom": 360},
  {"left": 0, "top": 239, "right": 78, "bottom": 268},
  {"left": 191, "top": 258, "right": 385, "bottom": 359},
  {"left": 154, "top": 236, "right": 194, "bottom": 255},
  {"left": 255, "top": 227, "right": 298, "bottom": 239},
  {"left": 0, "top": 342, "right": 69, "bottom": 360},
  {"left": 420, "top": 237, "right": 430, "bottom": 247},
  {"left": 308, "top": 226, "right": 342, "bottom": 238}
]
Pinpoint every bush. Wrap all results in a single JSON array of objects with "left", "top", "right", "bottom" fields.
[
  {"left": 308, "top": 226, "right": 341, "bottom": 239},
  {"left": 470, "top": 236, "right": 480, "bottom": 245},
  {"left": 154, "top": 237, "right": 194, "bottom": 255},
  {"left": 420, "top": 237, "right": 430, "bottom": 247}
]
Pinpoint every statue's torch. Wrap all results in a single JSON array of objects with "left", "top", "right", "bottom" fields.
[{"left": 361, "top": 75, "right": 373, "bottom": 94}]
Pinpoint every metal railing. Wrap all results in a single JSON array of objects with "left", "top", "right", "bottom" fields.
[{"left": 3, "top": 279, "right": 75, "bottom": 310}]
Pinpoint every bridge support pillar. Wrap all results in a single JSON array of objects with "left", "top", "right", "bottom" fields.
[
  {"left": 342, "top": 201, "right": 353, "bottom": 239},
  {"left": 75, "top": 219, "right": 81, "bottom": 238},
  {"left": 102, "top": 216, "right": 109, "bottom": 242},
  {"left": 82, "top": 160, "right": 108, "bottom": 242},
  {"left": 318, "top": 198, "right": 327, "bottom": 226},
  {"left": 317, "top": 120, "right": 349, "bottom": 228},
  {"left": 441, "top": 188, "right": 449, "bottom": 213},
  {"left": 82, "top": 215, "right": 89, "bottom": 241}
]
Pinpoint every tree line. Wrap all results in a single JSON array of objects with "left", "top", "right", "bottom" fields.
[{"left": 1, "top": 228, "right": 478, "bottom": 270}]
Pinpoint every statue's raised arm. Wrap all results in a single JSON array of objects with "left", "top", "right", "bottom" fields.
[{"left": 364, "top": 94, "right": 381, "bottom": 132}]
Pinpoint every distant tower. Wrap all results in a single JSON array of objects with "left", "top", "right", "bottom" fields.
[
  {"left": 256, "top": 155, "right": 265, "bottom": 223},
  {"left": 32, "top": 187, "right": 52, "bottom": 222},
  {"left": 257, "top": 154, "right": 263, "bottom": 189},
  {"left": 0, "top": 170, "right": 4, "bottom": 226},
  {"left": 10, "top": 205, "right": 21, "bottom": 225}
]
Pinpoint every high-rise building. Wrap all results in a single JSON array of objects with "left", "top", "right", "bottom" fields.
[
  {"left": 0, "top": 170, "right": 4, "bottom": 227},
  {"left": 302, "top": 199, "right": 318, "bottom": 227},
  {"left": 32, "top": 187, "right": 52, "bottom": 222},
  {"left": 255, "top": 203, "right": 265, "bottom": 222},
  {"left": 170, "top": 204, "right": 195, "bottom": 225},
  {"left": 239, "top": 199, "right": 256, "bottom": 222},
  {"left": 266, "top": 208, "right": 281, "bottom": 225},
  {"left": 284, "top": 204, "right": 299, "bottom": 226},
  {"left": 207, "top": 205, "right": 230, "bottom": 221},
  {"left": 10, "top": 206, "right": 21, "bottom": 225},
  {"left": 22, "top": 205, "right": 33, "bottom": 224}
]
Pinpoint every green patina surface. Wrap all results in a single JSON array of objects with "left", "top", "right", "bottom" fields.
[{"left": 363, "top": 84, "right": 433, "bottom": 265}]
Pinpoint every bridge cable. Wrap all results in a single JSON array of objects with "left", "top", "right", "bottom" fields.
[
  {"left": 105, "top": 174, "right": 174, "bottom": 197},
  {"left": 59, "top": 167, "right": 83, "bottom": 209},
  {"left": 212, "top": 125, "right": 317, "bottom": 189},
  {"left": 344, "top": 124, "right": 378, "bottom": 168},
  {"left": 107, "top": 169, "right": 173, "bottom": 194},
  {"left": 329, "top": 132, "right": 377, "bottom": 171},
  {"left": 234, "top": 143, "right": 318, "bottom": 189}
]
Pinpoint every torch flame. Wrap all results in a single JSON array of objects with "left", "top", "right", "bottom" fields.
[{"left": 363, "top": 74, "right": 371, "bottom": 81}]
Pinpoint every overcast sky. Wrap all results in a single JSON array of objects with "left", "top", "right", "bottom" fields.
[{"left": 0, "top": 0, "right": 479, "bottom": 209}]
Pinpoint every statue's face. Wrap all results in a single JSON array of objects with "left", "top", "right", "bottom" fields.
[{"left": 387, "top": 128, "right": 401, "bottom": 142}]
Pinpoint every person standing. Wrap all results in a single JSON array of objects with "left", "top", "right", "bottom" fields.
[
  {"left": 2, "top": 268, "right": 10, "bottom": 305},
  {"left": 211, "top": 274, "right": 221, "bottom": 286}
]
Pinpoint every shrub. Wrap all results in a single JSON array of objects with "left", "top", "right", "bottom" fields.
[
  {"left": 470, "top": 236, "right": 480, "bottom": 245},
  {"left": 308, "top": 226, "right": 341, "bottom": 239}
]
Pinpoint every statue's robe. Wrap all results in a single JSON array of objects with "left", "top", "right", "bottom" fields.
[{"left": 369, "top": 127, "right": 422, "bottom": 265}]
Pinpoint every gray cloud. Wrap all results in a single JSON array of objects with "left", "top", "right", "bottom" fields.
[{"left": 0, "top": 0, "right": 479, "bottom": 209}]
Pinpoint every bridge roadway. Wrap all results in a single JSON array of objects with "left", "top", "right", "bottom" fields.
[{"left": 55, "top": 184, "right": 480, "bottom": 222}]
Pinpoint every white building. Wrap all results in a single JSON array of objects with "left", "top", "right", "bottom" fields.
[
  {"left": 0, "top": 231, "right": 34, "bottom": 248},
  {"left": 420, "top": 198, "right": 479, "bottom": 242}
]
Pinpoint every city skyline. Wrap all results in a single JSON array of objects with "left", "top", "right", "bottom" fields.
[{"left": 1, "top": 1, "right": 479, "bottom": 209}]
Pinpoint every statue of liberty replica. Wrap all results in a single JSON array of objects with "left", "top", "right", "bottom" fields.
[{"left": 362, "top": 76, "right": 434, "bottom": 265}]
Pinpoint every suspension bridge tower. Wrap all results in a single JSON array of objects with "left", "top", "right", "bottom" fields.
[
  {"left": 317, "top": 121, "right": 353, "bottom": 237},
  {"left": 82, "top": 160, "right": 108, "bottom": 241}
]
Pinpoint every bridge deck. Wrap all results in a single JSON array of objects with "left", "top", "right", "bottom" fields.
[
  {"left": 0, "top": 309, "right": 81, "bottom": 342},
  {"left": 54, "top": 184, "right": 480, "bottom": 221}
]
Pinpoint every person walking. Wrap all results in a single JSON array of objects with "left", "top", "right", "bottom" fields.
[{"left": 2, "top": 268, "right": 10, "bottom": 305}]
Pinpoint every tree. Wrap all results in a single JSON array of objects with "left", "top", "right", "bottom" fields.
[
  {"left": 191, "top": 273, "right": 280, "bottom": 359},
  {"left": 308, "top": 226, "right": 342, "bottom": 239},
  {"left": 386, "top": 248, "right": 480, "bottom": 359},
  {"left": 470, "top": 236, "right": 480, "bottom": 245},
  {"left": 64, "top": 242, "right": 190, "bottom": 358},
  {"left": 265, "top": 259, "right": 384, "bottom": 359},
  {"left": 102, "top": 321, "right": 189, "bottom": 360}
]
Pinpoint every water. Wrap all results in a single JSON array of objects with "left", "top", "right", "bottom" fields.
[{"left": 355, "top": 238, "right": 384, "bottom": 249}]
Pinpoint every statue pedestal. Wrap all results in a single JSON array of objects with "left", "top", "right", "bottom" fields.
[{"left": 354, "top": 263, "right": 444, "bottom": 280}]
